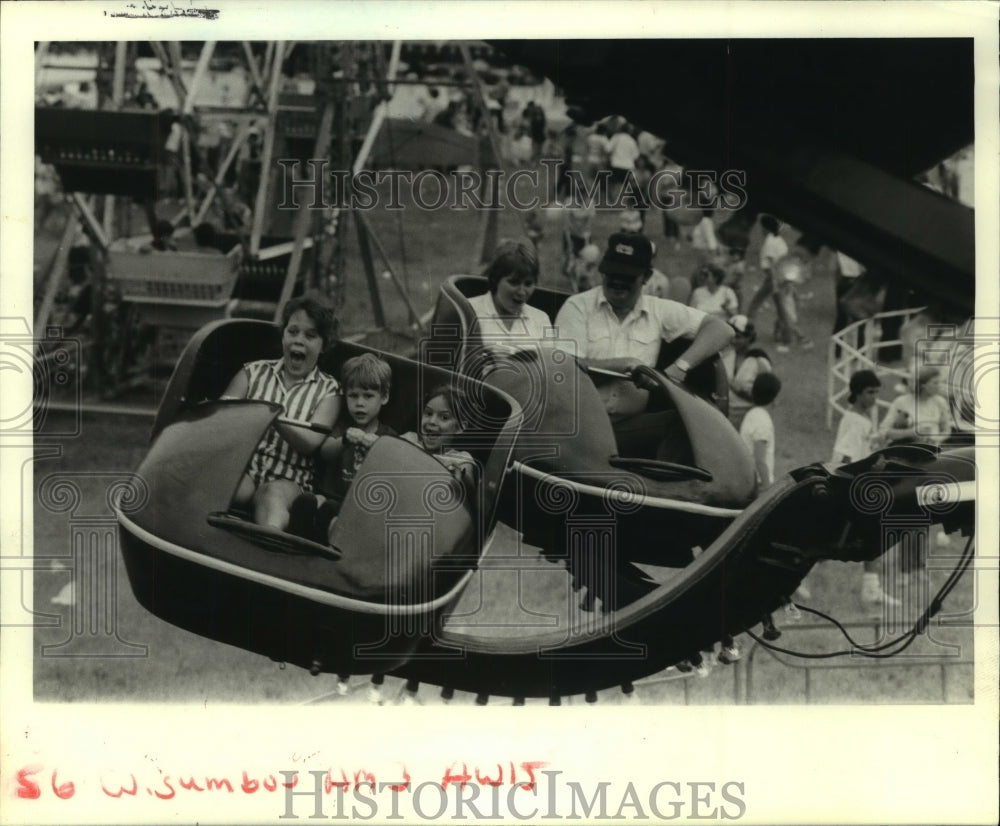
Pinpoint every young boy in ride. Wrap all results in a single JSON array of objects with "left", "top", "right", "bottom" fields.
[
  {"left": 289, "top": 354, "right": 397, "bottom": 540},
  {"left": 832, "top": 369, "right": 899, "bottom": 608},
  {"left": 325, "top": 354, "right": 396, "bottom": 489},
  {"left": 224, "top": 295, "right": 341, "bottom": 531}
]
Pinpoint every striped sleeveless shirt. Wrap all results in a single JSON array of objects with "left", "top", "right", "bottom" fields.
[{"left": 243, "top": 359, "right": 341, "bottom": 490}]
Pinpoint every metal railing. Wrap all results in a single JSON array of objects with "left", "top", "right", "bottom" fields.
[{"left": 827, "top": 306, "right": 926, "bottom": 429}]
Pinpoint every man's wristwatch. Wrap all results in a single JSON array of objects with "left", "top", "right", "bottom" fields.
[{"left": 673, "top": 358, "right": 691, "bottom": 373}]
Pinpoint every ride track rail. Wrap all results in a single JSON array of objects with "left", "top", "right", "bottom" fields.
[{"left": 293, "top": 616, "right": 975, "bottom": 707}]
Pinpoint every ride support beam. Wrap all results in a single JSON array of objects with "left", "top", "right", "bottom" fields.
[
  {"left": 343, "top": 42, "right": 403, "bottom": 329},
  {"left": 149, "top": 41, "right": 187, "bottom": 106},
  {"left": 459, "top": 42, "right": 510, "bottom": 266},
  {"left": 262, "top": 42, "right": 277, "bottom": 86},
  {"left": 354, "top": 210, "right": 387, "bottom": 329},
  {"left": 351, "top": 41, "right": 401, "bottom": 176},
  {"left": 167, "top": 42, "right": 187, "bottom": 96},
  {"left": 357, "top": 209, "right": 424, "bottom": 330},
  {"left": 273, "top": 100, "right": 336, "bottom": 323},
  {"left": 193, "top": 122, "right": 252, "bottom": 227},
  {"left": 179, "top": 127, "right": 195, "bottom": 228},
  {"left": 34, "top": 213, "right": 79, "bottom": 344},
  {"left": 241, "top": 42, "right": 267, "bottom": 107},
  {"left": 111, "top": 41, "right": 128, "bottom": 109},
  {"left": 103, "top": 42, "right": 129, "bottom": 244},
  {"left": 183, "top": 40, "right": 216, "bottom": 117},
  {"left": 69, "top": 193, "right": 108, "bottom": 252},
  {"left": 250, "top": 41, "right": 285, "bottom": 257}
]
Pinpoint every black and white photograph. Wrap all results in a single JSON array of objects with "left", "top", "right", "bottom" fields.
[{"left": 2, "top": 2, "right": 998, "bottom": 824}]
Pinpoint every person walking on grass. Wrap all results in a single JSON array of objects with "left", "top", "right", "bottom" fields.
[
  {"left": 832, "top": 369, "right": 900, "bottom": 609},
  {"left": 744, "top": 214, "right": 813, "bottom": 351}
]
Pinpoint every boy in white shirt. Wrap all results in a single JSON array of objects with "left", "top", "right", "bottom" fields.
[
  {"left": 833, "top": 370, "right": 900, "bottom": 608},
  {"left": 740, "top": 372, "right": 782, "bottom": 489},
  {"left": 832, "top": 369, "right": 884, "bottom": 464},
  {"left": 739, "top": 372, "right": 797, "bottom": 640}
]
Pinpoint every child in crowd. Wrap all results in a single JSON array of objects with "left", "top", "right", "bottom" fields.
[
  {"left": 833, "top": 370, "right": 899, "bottom": 608},
  {"left": 722, "top": 371, "right": 784, "bottom": 660},
  {"left": 745, "top": 214, "right": 787, "bottom": 321},
  {"left": 745, "top": 215, "right": 812, "bottom": 352},
  {"left": 689, "top": 263, "right": 739, "bottom": 319},
  {"left": 561, "top": 193, "right": 596, "bottom": 284},
  {"left": 771, "top": 254, "right": 813, "bottom": 353},
  {"left": 722, "top": 246, "right": 747, "bottom": 309},
  {"left": 729, "top": 345, "right": 772, "bottom": 426},
  {"left": 571, "top": 243, "right": 601, "bottom": 292},
  {"left": 832, "top": 369, "right": 884, "bottom": 463},
  {"left": 877, "top": 365, "right": 953, "bottom": 597},
  {"left": 737, "top": 371, "right": 808, "bottom": 628},
  {"left": 740, "top": 372, "right": 782, "bottom": 490},
  {"left": 721, "top": 316, "right": 772, "bottom": 426},
  {"left": 879, "top": 366, "right": 951, "bottom": 447},
  {"left": 224, "top": 295, "right": 341, "bottom": 531},
  {"left": 690, "top": 209, "right": 720, "bottom": 259}
]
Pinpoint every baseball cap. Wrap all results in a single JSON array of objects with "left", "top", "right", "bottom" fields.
[{"left": 599, "top": 232, "right": 654, "bottom": 279}]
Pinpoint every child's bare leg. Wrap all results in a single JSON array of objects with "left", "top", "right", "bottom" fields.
[
  {"left": 232, "top": 473, "right": 256, "bottom": 510},
  {"left": 253, "top": 479, "right": 303, "bottom": 530}
]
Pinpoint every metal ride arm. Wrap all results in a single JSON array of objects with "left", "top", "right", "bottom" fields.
[{"left": 391, "top": 442, "right": 975, "bottom": 699}]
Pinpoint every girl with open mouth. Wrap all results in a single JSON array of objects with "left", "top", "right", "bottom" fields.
[{"left": 222, "top": 295, "right": 342, "bottom": 531}]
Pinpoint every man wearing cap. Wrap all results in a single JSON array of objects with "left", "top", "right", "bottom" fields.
[{"left": 554, "top": 232, "right": 733, "bottom": 457}]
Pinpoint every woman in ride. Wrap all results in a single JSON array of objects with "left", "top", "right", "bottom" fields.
[
  {"left": 467, "top": 237, "right": 555, "bottom": 354},
  {"left": 224, "top": 295, "right": 341, "bottom": 530}
]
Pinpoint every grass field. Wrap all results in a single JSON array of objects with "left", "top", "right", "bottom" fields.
[{"left": 29, "top": 166, "right": 976, "bottom": 705}]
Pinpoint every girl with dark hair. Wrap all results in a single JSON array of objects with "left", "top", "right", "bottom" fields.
[
  {"left": 223, "top": 295, "right": 341, "bottom": 530},
  {"left": 400, "top": 385, "right": 477, "bottom": 489}
]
